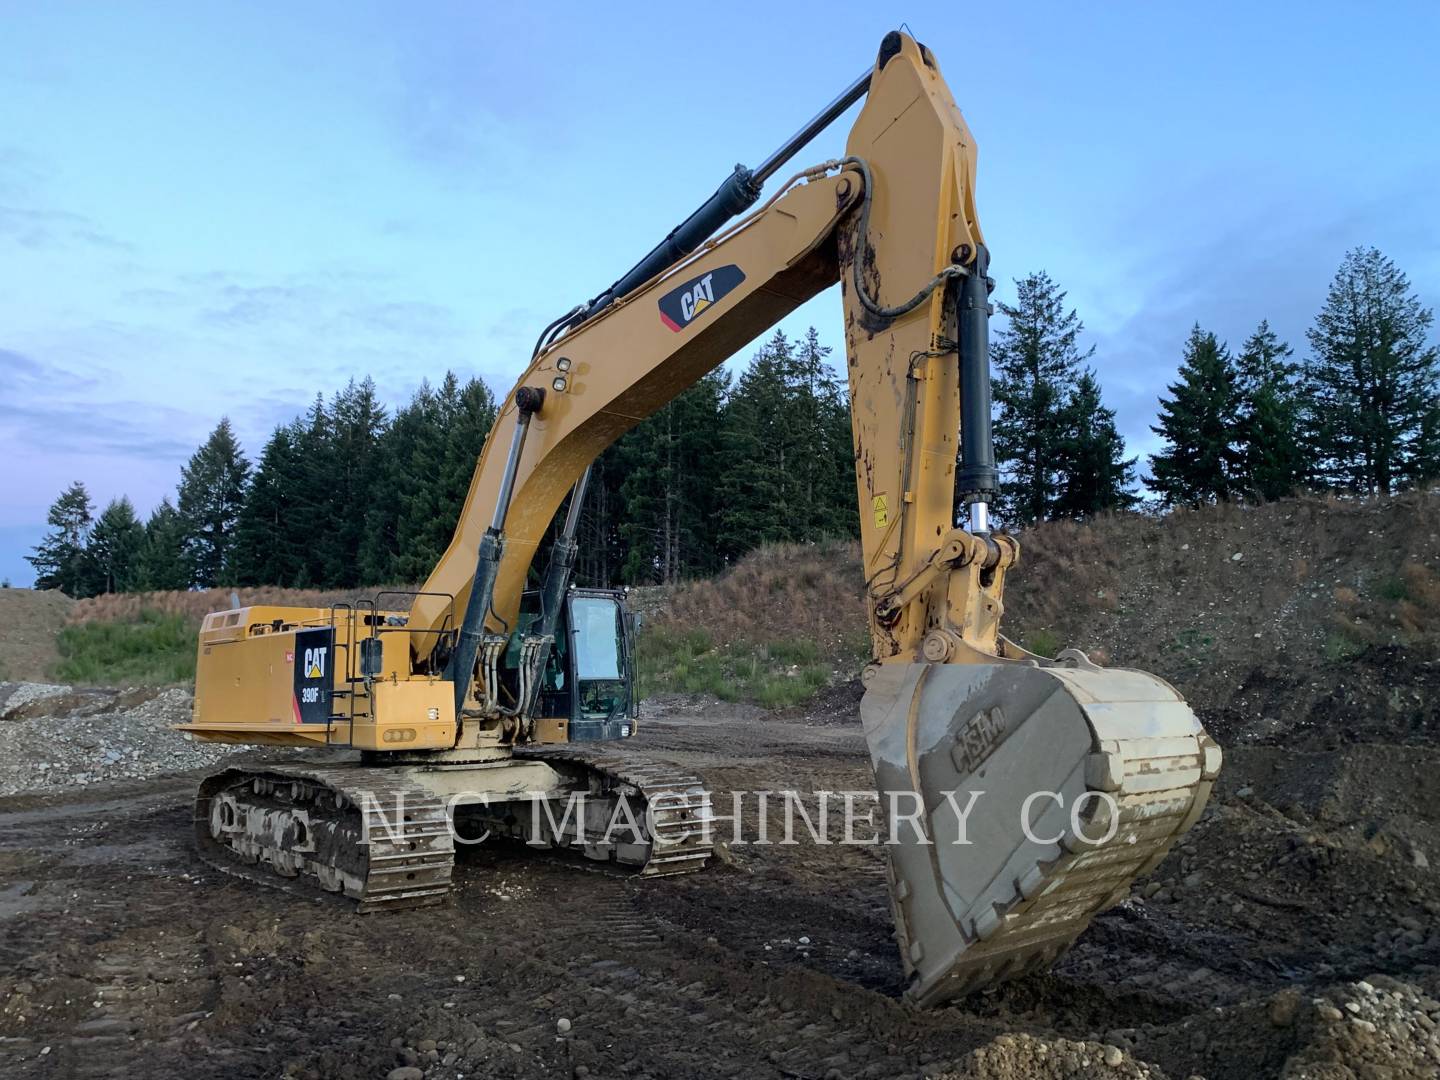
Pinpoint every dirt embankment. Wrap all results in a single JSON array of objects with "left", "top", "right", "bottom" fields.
[
  {"left": 655, "top": 492, "right": 1439, "bottom": 751},
  {"left": 1006, "top": 492, "right": 1440, "bottom": 751},
  {"left": 0, "top": 590, "right": 72, "bottom": 683},
  {"left": 68, "top": 585, "right": 414, "bottom": 626}
]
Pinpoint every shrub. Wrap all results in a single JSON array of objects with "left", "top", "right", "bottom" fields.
[{"left": 1023, "top": 628, "right": 1061, "bottom": 660}]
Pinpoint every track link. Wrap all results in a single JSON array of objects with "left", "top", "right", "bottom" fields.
[
  {"left": 193, "top": 749, "right": 714, "bottom": 911},
  {"left": 517, "top": 744, "right": 715, "bottom": 877},
  {"left": 195, "top": 763, "right": 454, "bottom": 912}
]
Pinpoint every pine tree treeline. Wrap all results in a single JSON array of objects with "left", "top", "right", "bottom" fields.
[
  {"left": 26, "top": 245, "right": 1437, "bottom": 598},
  {"left": 558, "top": 328, "right": 858, "bottom": 587},
  {"left": 990, "top": 271, "right": 1137, "bottom": 525},
  {"left": 26, "top": 376, "right": 499, "bottom": 598},
  {"left": 26, "top": 330, "right": 863, "bottom": 597},
  {"left": 1147, "top": 247, "right": 1438, "bottom": 506}
]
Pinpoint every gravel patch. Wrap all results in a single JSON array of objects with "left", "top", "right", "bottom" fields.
[
  {"left": 0, "top": 683, "right": 70, "bottom": 717},
  {"left": 0, "top": 682, "right": 253, "bottom": 796}
]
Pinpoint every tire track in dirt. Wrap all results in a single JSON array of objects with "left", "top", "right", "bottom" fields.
[{"left": 1, "top": 707, "right": 1438, "bottom": 1078}]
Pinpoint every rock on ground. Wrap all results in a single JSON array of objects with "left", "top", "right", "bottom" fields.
[{"left": 0, "top": 682, "right": 251, "bottom": 796}]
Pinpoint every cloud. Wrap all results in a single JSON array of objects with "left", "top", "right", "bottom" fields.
[
  {"left": 368, "top": 13, "right": 580, "bottom": 186},
  {"left": 0, "top": 146, "right": 52, "bottom": 200},
  {"left": 151, "top": 269, "right": 466, "bottom": 345},
  {"left": 0, "top": 347, "right": 195, "bottom": 459},
  {"left": 200, "top": 281, "right": 316, "bottom": 328},
  {"left": 0, "top": 347, "right": 47, "bottom": 381},
  {"left": 0, "top": 204, "right": 131, "bottom": 252},
  {"left": 1, "top": 345, "right": 97, "bottom": 394},
  {"left": 0, "top": 396, "right": 197, "bottom": 459}
]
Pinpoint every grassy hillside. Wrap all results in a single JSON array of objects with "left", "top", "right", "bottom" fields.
[
  {"left": 638, "top": 492, "right": 1440, "bottom": 737},
  {"left": 1006, "top": 491, "right": 1440, "bottom": 745},
  {"left": 637, "top": 538, "right": 870, "bottom": 707},
  {"left": 27, "top": 585, "right": 406, "bottom": 689},
  {"left": 9, "top": 494, "right": 1438, "bottom": 738},
  {"left": 53, "top": 611, "right": 197, "bottom": 685},
  {"left": 68, "top": 585, "right": 397, "bottom": 626}
]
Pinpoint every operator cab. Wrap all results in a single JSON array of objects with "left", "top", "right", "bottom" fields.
[{"left": 509, "top": 587, "right": 638, "bottom": 743}]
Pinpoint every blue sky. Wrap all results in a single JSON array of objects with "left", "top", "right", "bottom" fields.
[{"left": 3, "top": 2, "right": 1437, "bottom": 586}]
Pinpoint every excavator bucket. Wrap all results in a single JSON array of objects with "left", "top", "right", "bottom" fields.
[{"left": 861, "top": 657, "right": 1220, "bottom": 1006}]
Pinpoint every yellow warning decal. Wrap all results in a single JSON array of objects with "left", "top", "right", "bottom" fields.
[{"left": 872, "top": 494, "right": 889, "bottom": 529}]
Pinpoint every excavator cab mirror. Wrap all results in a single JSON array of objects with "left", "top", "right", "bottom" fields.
[{"left": 358, "top": 636, "right": 383, "bottom": 679}]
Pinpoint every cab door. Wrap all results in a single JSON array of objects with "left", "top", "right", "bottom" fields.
[{"left": 566, "top": 591, "right": 635, "bottom": 742}]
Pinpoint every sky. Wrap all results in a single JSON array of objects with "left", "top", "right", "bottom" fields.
[{"left": 3, "top": 1, "right": 1438, "bottom": 586}]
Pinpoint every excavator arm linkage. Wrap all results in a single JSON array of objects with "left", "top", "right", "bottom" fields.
[{"left": 373, "top": 32, "right": 1220, "bottom": 1004}]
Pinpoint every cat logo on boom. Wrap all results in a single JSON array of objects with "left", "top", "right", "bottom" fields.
[{"left": 658, "top": 264, "right": 746, "bottom": 332}]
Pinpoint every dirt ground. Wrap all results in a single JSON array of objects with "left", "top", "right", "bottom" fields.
[
  {"left": 2, "top": 495, "right": 1438, "bottom": 1078},
  {"left": 2, "top": 688, "right": 1437, "bottom": 1080},
  {"left": 0, "top": 590, "right": 71, "bottom": 683}
]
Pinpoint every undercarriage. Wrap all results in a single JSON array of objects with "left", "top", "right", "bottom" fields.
[{"left": 194, "top": 747, "right": 714, "bottom": 909}]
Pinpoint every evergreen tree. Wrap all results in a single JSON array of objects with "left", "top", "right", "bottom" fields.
[
  {"left": 1053, "top": 372, "right": 1137, "bottom": 518},
  {"left": 439, "top": 375, "right": 500, "bottom": 544},
  {"left": 87, "top": 497, "right": 145, "bottom": 594},
  {"left": 176, "top": 418, "right": 251, "bottom": 587},
  {"left": 363, "top": 381, "right": 440, "bottom": 584},
  {"left": 363, "top": 374, "right": 497, "bottom": 584},
  {"left": 615, "top": 369, "right": 728, "bottom": 584},
  {"left": 26, "top": 481, "right": 97, "bottom": 596},
  {"left": 320, "top": 378, "right": 387, "bottom": 586},
  {"left": 791, "top": 327, "right": 858, "bottom": 539},
  {"left": 133, "top": 498, "right": 190, "bottom": 591},
  {"left": 573, "top": 448, "right": 624, "bottom": 588},
  {"left": 989, "top": 272, "right": 1136, "bottom": 523},
  {"left": 991, "top": 272, "right": 1094, "bottom": 525},
  {"left": 715, "top": 332, "right": 798, "bottom": 556},
  {"left": 1233, "top": 320, "right": 1305, "bottom": 501},
  {"left": 285, "top": 394, "right": 337, "bottom": 587},
  {"left": 1303, "top": 247, "right": 1440, "bottom": 494},
  {"left": 713, "top": 328, "right": 857, "bottom": 558},
  {"left": 1147, "top": 326, "right": 1242, "bottom": 506},
  {"left": 230, "top": 422, "right": 308, "bottom": 586}
]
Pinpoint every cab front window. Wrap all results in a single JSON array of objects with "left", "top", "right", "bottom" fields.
[
  {"left": 571, "top": 595, "right": 627, "bottom": 718},
  {"left": 572, "top": 596, "right": 622, "bottom": 680}
]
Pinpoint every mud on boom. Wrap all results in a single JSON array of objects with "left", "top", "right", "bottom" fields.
[{"left": 179, "top": 30, "right": 1219, "bottom": 1006}]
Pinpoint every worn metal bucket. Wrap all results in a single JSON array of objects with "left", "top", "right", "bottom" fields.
[{"left": 860, "top": 658, "right": 1221, "bottom": 1006}]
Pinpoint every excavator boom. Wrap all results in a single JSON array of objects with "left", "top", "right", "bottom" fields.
[{"left": 181, "top": 31, "right": 1218, "bottom": 1006}]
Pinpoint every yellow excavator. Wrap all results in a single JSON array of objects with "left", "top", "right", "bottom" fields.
[{"left": 180, "top": 31, "right": 1220, "bottom": 1007}]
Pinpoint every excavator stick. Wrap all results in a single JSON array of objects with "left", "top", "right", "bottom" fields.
[{"left": 838, "top": 32, "right": 1222, "bottom": 1004}]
